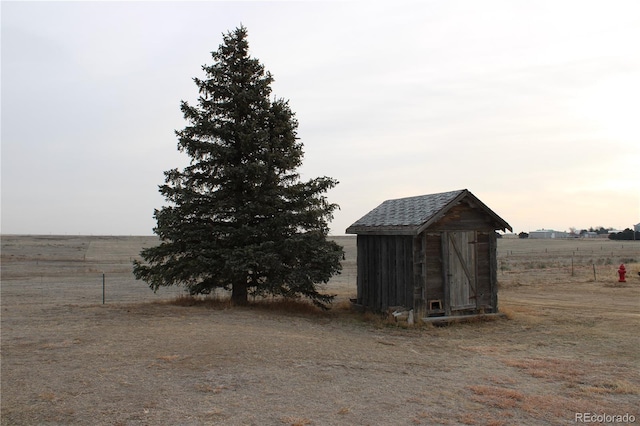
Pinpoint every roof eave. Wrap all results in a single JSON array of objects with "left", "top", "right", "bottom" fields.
[
  {"left": 464, "top": 191, "right": 512, "bottom": 232},
  {"left": 345, "top": 225, "right": 418, "bottom": 236}
]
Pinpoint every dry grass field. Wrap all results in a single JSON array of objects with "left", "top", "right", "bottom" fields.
[{"left": 1, "top": 235, "right": 639, "bottom": 425}]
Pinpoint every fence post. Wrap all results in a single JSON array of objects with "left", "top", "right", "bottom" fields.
[
  {"left": 571, "top": 257, "right": 574, "bottom": 277},
  {"left": 102, "top": 273, "right": 105, "bottom": 304}
]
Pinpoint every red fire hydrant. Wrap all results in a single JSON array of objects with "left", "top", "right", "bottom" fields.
[{"left": 617, "top": 264, "right": 626, "bottom": 282}]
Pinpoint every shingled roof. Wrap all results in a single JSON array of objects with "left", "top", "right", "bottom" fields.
[{"left": 345, "top": 189, "right": 512, "bottom": 235}]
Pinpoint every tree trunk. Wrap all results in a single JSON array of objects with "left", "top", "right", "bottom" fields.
[{"left": 231, "top": 281, "right": 248, "bottom": 306}]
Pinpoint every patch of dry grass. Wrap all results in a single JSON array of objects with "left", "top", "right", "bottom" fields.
[
  {"left": 280, "top": 416, "right": 313, "bottom": 425},
  {"left": 488, "top": 375, "right": 518, "bottom": 386},
  {"left": 502, "top": 356, "right": 639, "bottom": 397},
  {"left": 582, "top": 379, "right": 639, "bottom": 395},
  {"left": 457, "top": 411, "right": 510, "bottom": 426},
  {"left": 518, "top": 393, "right": 592, "bottom": 418},
  {"left": 195, "top": 384, "right": 227, "bottom": 394},
  {"left": 498, "top": 304, "right": 545, "bottom": 325},
  {"left": 154, "top": 294, "right": 232, "bottom": 309},
  {"left": 458, "top": 345, "right": 502, "bottom": 356},
  {"left": 498, "top": 306, "right": 515, "bottom": 320},
  {"left": 467, "top": 385, "right": 596, "bottom": 421},
  {"left": 468, "top": 385, "right": 524, "bottom": 409},
  {"left": 603, "top": 282, "right": 630, "bottom": 288},
  {"left": 39, "top": 392, "right": 57, "bottom": 402},
  {"left": 155, "top": 294, "right": 329, "bottom": 316},
  {"left": 250, "top": 298, "right": 325, "bottom": 316},
  {"left": 333, "top": 298, "right": 354, "bottom": 311},
  {"left": 155, "top": 354, "right": 182, "bottom": 362},
  {"left": 502, "top": 357, "right": 584, "bottom": 383}
]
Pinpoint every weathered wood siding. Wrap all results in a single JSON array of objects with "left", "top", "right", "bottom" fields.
[
  {"left": 412, "top": 234, "right": 425, "bottom": 316},
  {"left": 475, "top": 231, "right": 497, "bottom": 312},
  {"left": 356, "top": 235, "right": 413, "bottom": 311},
  {"left": 427, "top": 203, "right": 498, "bottom": 232},
  {"left": 423, "top": 233, "right": 444, "bottom": 316}
]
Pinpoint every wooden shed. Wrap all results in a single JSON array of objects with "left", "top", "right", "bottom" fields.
[{"left": 345, "top": 189, "right": 512, "bottom": 319}]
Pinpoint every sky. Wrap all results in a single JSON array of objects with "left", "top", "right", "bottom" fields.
[{"left": 2, "top": 0, "right": 639, "bottom": 236}]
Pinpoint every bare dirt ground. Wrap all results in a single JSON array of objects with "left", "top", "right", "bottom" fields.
[{"left": 1, "top": 235, "right": 639, "bottom": 425}]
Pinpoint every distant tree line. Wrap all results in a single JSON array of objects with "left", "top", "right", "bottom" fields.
[
  {"left": 582, "top": 227, "right": 613, "bottom": 235},
  {"left": 578, "top": 226, "right": 639, "bottom": 240},
  {"left": 608, "top": 229, "right": 640, "bottom": 241}
]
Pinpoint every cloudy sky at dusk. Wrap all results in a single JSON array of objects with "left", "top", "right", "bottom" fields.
[{"left": 2, "top": 1, "right": 639, "bottom": 236}]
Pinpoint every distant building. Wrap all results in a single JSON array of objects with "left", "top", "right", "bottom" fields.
[
  {"left": 529, "top": 229, "right": 568, "bottom": 239},
  {"left": 634, "top": 223, "right": 640, "bottom": 232},
  {"left": 501, "top": 233, "right": 518, "bottom": 239}
]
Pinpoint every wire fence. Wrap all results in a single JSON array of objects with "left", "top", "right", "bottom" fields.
[
  {"left": 497, "top": 239, "right": 640, "bottom": 266},
  {"left": 496, "top": 238, "right": 640, "bottom": 284},
  {"left": 2, "top": 236, "right": 638, "bottom": 307},
  {"left": 1, "top": 235, "right": 186, "bottom": 307},
  {"left": 1, "top": 267, "right": 187, "bottom": 307}
]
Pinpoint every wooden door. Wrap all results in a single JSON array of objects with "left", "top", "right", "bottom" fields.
[{"left": 446, "top": 231, "right": 477, "bottom": 311}]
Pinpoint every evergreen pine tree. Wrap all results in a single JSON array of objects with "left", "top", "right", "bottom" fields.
[{"left": 133, "top": 26, "right": 343, "bottom": 308}]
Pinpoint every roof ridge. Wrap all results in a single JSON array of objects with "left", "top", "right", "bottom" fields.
[{"left": 383, "top": 189, "right": 466, "bottom": 203}]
